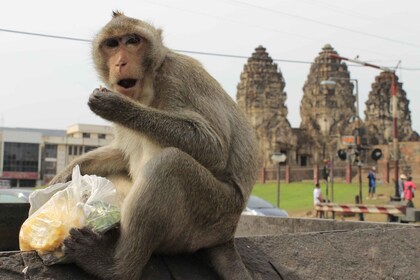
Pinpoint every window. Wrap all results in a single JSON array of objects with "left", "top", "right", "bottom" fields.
[
  {"left": 68, "top": 145, "right": 73, "bottom": 155},
  {"left": 82, "top": 133, "right": 91, "bottom": 138},
  {"left": 98, "top": 134, "right": 106, "bottom": 139},
  {"left": 84, "top": 146, "right": 98, "bottom": 153},
  {"left": 300, "top": 155, "right": 308, "bottom": 167},
  {"left": 44, "top": 144, "right": 57, "bottom": 158},
  {"left": 3, "top": 142, "right": 39, "bottom": 172},
  {"left": 43, "top": 161, "right": 57, "bottom": 176}
]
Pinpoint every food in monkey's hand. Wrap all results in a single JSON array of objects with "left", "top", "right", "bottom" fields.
[
  {"left": 86, "top": 201, "right": 120, "bottom": 232},
  {"left": 99, "top": 85, "right": 110, "bottom": 93},
  {"left": 19, "top": 166, "right": 120, "bottom": 265}
]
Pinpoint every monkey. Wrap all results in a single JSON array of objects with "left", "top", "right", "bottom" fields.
[{"left": 49, "top": 11, "right": 261, "bottom": 280}]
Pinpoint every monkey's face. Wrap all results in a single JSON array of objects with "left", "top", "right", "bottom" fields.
[{"left": 101, "top": 33, "right": 146, "bottom": 100}]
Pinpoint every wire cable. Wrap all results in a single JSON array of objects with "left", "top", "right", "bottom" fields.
[
  {"left": 230, "top": 0, "right": 420, "bottom": 49},
  {"left": 0, "top": 28, "right": 90, "bottom": 42},
  {"left": 0, "top": 28, "right": 419, "bottom": 71}
]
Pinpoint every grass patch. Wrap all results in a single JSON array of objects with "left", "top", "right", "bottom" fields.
[{"left": 252, "top": 181, "right": 396, "bottom": 216}]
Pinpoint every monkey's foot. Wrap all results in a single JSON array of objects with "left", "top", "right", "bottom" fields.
[{"left": 63, "top": 227, "right": 115, "bottom": 279}]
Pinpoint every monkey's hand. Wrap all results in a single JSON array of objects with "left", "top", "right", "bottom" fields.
[{"left": 88, "top": 88, "right": 134, "bottom": 123}]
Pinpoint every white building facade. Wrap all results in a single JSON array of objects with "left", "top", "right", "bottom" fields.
[{"left": 0, "top": 124, "right": 113, "bottom": 187}]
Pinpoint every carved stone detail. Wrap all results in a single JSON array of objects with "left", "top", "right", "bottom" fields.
[
  {"left": 300, "top": 44, "right": 357, "bottom": 162},
  {"left": 236, "top": 46, "right": 297, "bottom": 168},
  {"left": 364, "top": 71, "right": 419, "bottom": 144},
  {"left": 236, "top": 44, "right": 419, "bottom": 169}
]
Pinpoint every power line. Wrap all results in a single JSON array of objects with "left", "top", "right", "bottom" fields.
[
  {"left": 143, "top": 0, "right": 316, "bottom": 41},
  {"left": 230, "top": 0, "right": 420, "bottom": 49},
  {"left": 0, "top": 28, "right": 90, "bottom": 42},
  {"left": 0, "top": 27, "right": 419, "bottom": 71},
  {"left": 0, "top": 27, "right": 315, "bottom": 65}
]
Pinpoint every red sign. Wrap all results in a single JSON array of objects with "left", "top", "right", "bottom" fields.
[
  {"left": 341, "top": 136, "right": 355, "bottom": 145},
  {"left": 1, "top": 171, "right": 38, "bottom": 180}
]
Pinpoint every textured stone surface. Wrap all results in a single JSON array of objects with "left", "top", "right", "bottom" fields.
[
  {"left": 300, "top": 44, "right": 357, "bottom": 163},
  {"left": 235, "top": 215, "right": 414, "bottom": 237},
  {"left": 1, "top": 226, "right": 419, "bottom": 280},
  {"left": 240, "top": 227, "right": 420, "bottom": 280},
  {"left": 236, "top": 45, "right": 297, "bottom": 168},
  {"left": 236, "top": 44, "right": 419, "bottom": 170},
  {"left": 364, "top": 71, "right": 419, "bottom": 145}
]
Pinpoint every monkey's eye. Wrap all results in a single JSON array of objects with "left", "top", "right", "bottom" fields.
[
  {"left": 124, "top": 34, "right": 141, "bottom": 45},
  {"left": 104, "top": 38, "right": 119, "bottom": 48}
]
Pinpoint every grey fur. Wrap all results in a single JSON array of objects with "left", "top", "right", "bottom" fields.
[{"left": 50, "top": 13, "right": 261, "bottom": 280}]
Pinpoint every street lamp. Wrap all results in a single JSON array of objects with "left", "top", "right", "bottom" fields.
[
  {"left": 320, "top": 78, "right": 359, "bottom": 120},
  {"left": 271, "top": 153, "right": 287, "bottom": 208},
  {"left": 321, "top": 77, "right": 364, "bottom": 208},
  {"left": 329, "top": 53, "right": 399, "bottom": 189}
]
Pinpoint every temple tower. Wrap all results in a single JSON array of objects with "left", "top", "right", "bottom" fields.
[
  {"left": 236, "top": 46, "right": 297, "bottom": 168},
  {"left": 300, "top": 44, "right": 357, "bottom": 163},
  {"left": 364, "top": 71, "right": 419, "bottom": 144}
]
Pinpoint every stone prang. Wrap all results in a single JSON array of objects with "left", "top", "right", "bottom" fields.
[
  {"left": 236, "top": 46, "right": 297, "bottom": 167},
  {"left": 364, "top": 71, "right": 419, "bottom": 144},
  {"left": 300, "top": 44, "right": 357, "bottom": 162}
]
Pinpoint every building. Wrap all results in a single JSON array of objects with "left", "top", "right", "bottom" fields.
[
  {"left": 236, "top": 45, "right": 297, "bottom": 168},
  {"left": 237, "top": 44, "right": 419, "bottom": 170},
  {"left": 0, "top": 124, "right": 113, "bottom": 187}
]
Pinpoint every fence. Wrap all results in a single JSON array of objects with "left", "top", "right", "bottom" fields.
[{"left": 259, "top": 165, "right": 358, "bottom": 183}]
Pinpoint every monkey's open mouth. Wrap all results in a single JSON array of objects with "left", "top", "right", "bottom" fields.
[{"left": 118, "top": 79, "right": 138, "bottom": 89}]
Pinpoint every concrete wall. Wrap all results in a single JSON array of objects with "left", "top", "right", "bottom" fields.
[
  {"left": 236, "top": 215, "right": 416, "bottom": 237},
  {"left": 0, "top": 203, "right": 29, "bottom": 251}
]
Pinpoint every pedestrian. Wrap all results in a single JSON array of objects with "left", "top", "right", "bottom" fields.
[
  {"left": 313, "top": 183, "right": 324, "bottom": 218},
  {"left": 367, "top": 166, "right": 377, "bottom": 200},
  {"left": 322, "top": 159, "right": 330, "bottom": 182},
  {"left": 399, "top": 174, "right": 407, "bottom": 200},
  {"left": 403, "top": 176, "right": 417, "bottom": 208}
]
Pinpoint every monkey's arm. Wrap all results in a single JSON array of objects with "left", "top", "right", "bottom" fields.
[
  {"left": 49, "top": 145, "right": 128, "bottom": 184},
  {"left": 88, "top": 89, "right": 227, "bottom": 169}
]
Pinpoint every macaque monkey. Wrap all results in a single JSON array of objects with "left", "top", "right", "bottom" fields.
[{"left": 50, "top": 11, "right": 261, "bottom": 279}]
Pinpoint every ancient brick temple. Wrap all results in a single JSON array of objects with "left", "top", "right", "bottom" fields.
[
  {"left": 300, "top": 44, "right": 358, "bottom": 164},
  {"left": 236, "top": 46, "right": 297, "bottom": 167},
  {"left": 237, "top": 44, "right": 419, "bottom": 170},
  {"left": 364, "top": 71, "right": 419, "bottom": 145}
]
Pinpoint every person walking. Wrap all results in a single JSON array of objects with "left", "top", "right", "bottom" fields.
[
  {"left": 313, "top": 183, "right": 324, "bottom": 218},
  {"left": 399, "top": 174, "right": 407, "bottom": 200},
  {"left": 403, "top": 176, "right": 417, "bottom": 208},
  {"left": 367, "top": 166, "right": 377, "bottom": 200}
]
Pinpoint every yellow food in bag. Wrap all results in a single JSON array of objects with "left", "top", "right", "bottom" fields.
[
  {"left": 19, "top": 191, "right": 85, "bottom": 254},
  {"left": 19, "top": 166, "right": 120, "bottom": 265}
]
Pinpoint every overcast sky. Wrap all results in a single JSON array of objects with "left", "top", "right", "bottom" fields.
[{"left": 0, "top": 0, "right": 419, "bottom": 133}]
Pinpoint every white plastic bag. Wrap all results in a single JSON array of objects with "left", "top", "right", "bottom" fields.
[{"left": 19, "top": 166, "right": 120, "bottom": 265}]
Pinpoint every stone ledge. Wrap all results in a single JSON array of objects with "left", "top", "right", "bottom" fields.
[
  {"left": 1, "top": 227, "right": 419, "bottom": 280},
  {"left": 236, "top": 215, "right": 416, "bottom": 237}
]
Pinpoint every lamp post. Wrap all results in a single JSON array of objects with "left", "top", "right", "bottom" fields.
[
  {"left": 271, "top": 153, "right": 287, "bottom": 208},
  {"left": 321, "top": 77, "right": 363, "bottom": 206},
  {"left": 329, "top": 54, "right": 399, "bottom": 186}
]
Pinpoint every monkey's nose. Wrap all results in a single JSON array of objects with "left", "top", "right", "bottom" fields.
[{"left": 116, "top": 61, "right": 127, "bottom": 67}]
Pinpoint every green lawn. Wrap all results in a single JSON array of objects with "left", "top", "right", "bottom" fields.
[{"left": 252, "top": 181, "right": 395, "bottom": 216}]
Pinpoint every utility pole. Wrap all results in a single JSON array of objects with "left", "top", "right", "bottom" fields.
[{"left": 329, "top": 54, "right": 399, "bottom": 184}]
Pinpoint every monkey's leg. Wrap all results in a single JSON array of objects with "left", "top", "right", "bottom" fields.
[
  {"left": 50, "top": 145, "right": 128, "bottom": 184},
  {"left": 111, "top": 147, "right": 249, "bottom": 280}
]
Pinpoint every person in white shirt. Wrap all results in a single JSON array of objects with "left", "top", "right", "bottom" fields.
[{"left": 313, "top": 183, "right": 324, "bottom": 218}]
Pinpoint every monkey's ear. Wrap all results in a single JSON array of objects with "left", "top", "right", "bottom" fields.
[{"left": 112, "top": 10, "right": 125, "bottom": 18}]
